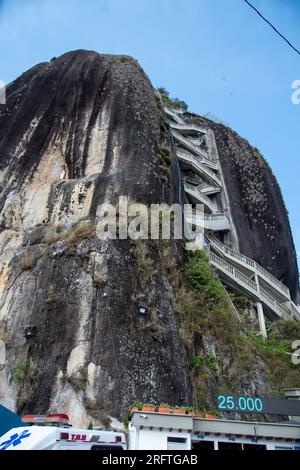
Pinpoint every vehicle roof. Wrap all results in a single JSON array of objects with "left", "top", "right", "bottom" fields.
[
  {"left": 0, "top": 425, "right": 125, "bottom": 450},
  {"left": 0, "top": 426, "right": 58, "bottom": 450}
]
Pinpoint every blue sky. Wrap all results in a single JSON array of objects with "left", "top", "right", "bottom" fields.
[{"left": 0, "top": 0, "right": 299, "bottom": 265}]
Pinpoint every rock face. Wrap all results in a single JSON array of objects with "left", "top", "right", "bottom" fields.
[
  {"left": 209, "top": 122, "right": 299, "bottom": 304},
  {"left": 0, "top": 50, "right": 191, "bottom": 425},
  {"left": 0, "top": 50, "right": 298, "bottom": 425}
]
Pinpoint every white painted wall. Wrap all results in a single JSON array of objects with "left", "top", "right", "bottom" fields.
[
  {"left": 128, "top": 425, "right": 299, "bottom": 451},
  {"left": 128, "top": 425, "right": 191, "bottom": 450}
]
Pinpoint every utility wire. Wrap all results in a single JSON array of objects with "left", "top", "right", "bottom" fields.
[{"left": 243, "top": 0, "right": 300, "bottom": 57}]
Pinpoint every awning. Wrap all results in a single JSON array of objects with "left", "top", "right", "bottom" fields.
[{"left": 0, "top": 404, "right": 23, "bottom": 436}]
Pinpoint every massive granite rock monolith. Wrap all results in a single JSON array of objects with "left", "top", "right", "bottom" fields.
[
  {"left": 0, "top": 50, "right": 191, "bottom": 424},
  {"left": 0, "top": 50, "right": 298, "bottom": 426}
]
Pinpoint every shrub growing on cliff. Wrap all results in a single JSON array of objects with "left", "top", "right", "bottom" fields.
[
  {"left": 67, "top": 224, "right": 95, "bottom": 242},
  {"left": 175, "top": 251, "right": 300, "bottom": 407},
  {"left": 83, "top": 396, "right": 112, "bottom": 429},
  {"left": 174, "top": 250, "right": 255, "bottom": 407},
  {"left": 14, "top": 360, "right": 38, "bottom": 413},
  {"left": 61, "top": 366, "right": 89, "bottom": 392},
  {"left": 13, "top": 362, "right": 33, "bottom": 384},
  {"left": 185, "top": 250, "right": 227, "bottom": 304},
  {"left": 137, "top": 255, "right": 154, "bottom": 271},
  {"left": 247, "top": 319, "right": 300, "bottom": 391},
  {"left": 135, "top": 241, "right": 155, "bottom": 279},
  {"left": 192, "top": 353, "right": 217, "bottom": 370},
  {"left": 248, "top": 319, "right": 300, "bottom": 359},
  {"left": 20, "top": 250, "right": 43, "bottom": 271},
  {"left": 271, "top": 319, "right": 300, "bottom": 341},
  {"left": 157, "top": 87, "right": 188, "bottom": 111},
  {"left": 175, "top": 251, "right": 245, "bottom": 347},
  {"left": 44, "top": 223, "right": 95, "bottom": 246},
  {"left": 160, "top": 146, "right": 172, "bottom": 167},
  {"left": 93, "top": 274, "right": 106, "bottom": 287},
  {"left": 45, "top": 292, "right": 60, "bottom": 305},
  {"left": 175, "top": 251, "right": 256, "bottom": 407}
]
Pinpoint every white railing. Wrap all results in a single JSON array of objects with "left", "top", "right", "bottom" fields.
[
  {"left": 207, "top": 235, "right": 226, "bottom": 251},
  {"left": 183, "top": 175, "right": 203, "bottom": 186},
  {"left": 189, "top": 138, "right": 208, "bottom": 151},
  {"left": 210, "top": 252, "right": 258, "bottom": 294},
  {"left": 172, "top": 130, "right": 210, "bottom": 161},
  {"left": 290, "top": 302, "right": 300, "bottom": 321},
  {"left": 259, "top": 287, "right": 290, "bottom": 319},
  {"left": 208, "top": 236, "right": 290, "bottom": 299},
  {"left": 222, "top": 245, "right": 255, "bottom": 269},
  {"left": 209, "top": 252, "right": 290, "bottom": 319},
  {"left": 199, "top": 183, "right": 221, "bottom": 195},
  {"left": 163, "top": 106, "right": 184, "bottom": 124},
  {"left": 209, "top": 236, "right": 253, "bottom": 267},
  {"left": 177, "top": 149, "right": 221, "bottom": 184},
  {"left": 278, "top": 304, "right": 292, "bottom": 318},
  {"left": 170, "top": 122, "right": 207, "bottom": 135},
  {"left": 204, "top": 112, "right": 229, "bottom": 127},
  {"left": 255, "top": 263, "right": 289, "bottom": 297},
  {"left": 177, "top": 148, "right": 218, "bottom": 171},
  {"left": 184, "top": 209, "right": 230, "bottom": 231},
  {"left": 184, "top": 183, "right": 216, "bottom": 213},
  {"left": 185, "top": 209, "right": 228, "bottom": 221}
]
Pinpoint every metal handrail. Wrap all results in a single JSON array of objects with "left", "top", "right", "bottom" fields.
[
  {"left": 209, "top": 252, "right": 290, "bottom": 319},
  {"left": 182, "top": 175, "right": 202, "bottom": 186},
  {"left": 163, "top": 106, "right": 184, "bottom": 124},
  {"left": 184, "top": 183, "right": 216, "bottom": 212},
  {"left": 259, "top": 287, "right": 290, "bottom": 318},
  {"left": 177, "top": 149, "right": 221, "bottom": 184},
  {"left": 172, "top": 130, "right": 210, "bottom": 161},
  {"left": 199, "top": 183, "right": 221, "bottom": 195},
  {"left": 210, "top": 252, "right": 257, "bottom": 293},
  {"left": 208, "top": 236, "right": 290, "bottom": 298},
  {"left": 184, "top": 210, "right": 230, "bottom": 231},
  {"left": 184, "top": 209, "right": 228, "bottom": 222},
  {"left": 170, "top": 121, "right": 207, "bottom": 135},
  {"left": 290, "top": 302, "right": 300, "bottom": 321}
]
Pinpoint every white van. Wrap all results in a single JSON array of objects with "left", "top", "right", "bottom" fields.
[{"left": 0, "top": 414, "right": 127, "bottom": 451}]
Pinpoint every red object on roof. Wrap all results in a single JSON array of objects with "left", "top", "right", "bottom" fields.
[{"left": 22, "top": 414, "right": 70, "bottom": 424}]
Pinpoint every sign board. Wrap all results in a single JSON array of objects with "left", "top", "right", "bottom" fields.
[{"left": 217, "top": 395, "right": 300, "bottom": 416}]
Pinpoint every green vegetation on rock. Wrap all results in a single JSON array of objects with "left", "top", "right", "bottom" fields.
[
  {"left": 248, "top": 320, "right": 300, "bottom": 393},
  {"left": 13, "top": 362, "right": 34, "bottom": 384},
  {"left": 44, "top": 223, "right": 95, "bottom": 246},
  {"left": 173, "top": 250, "right": 300, "bottom": 412},
  {"left": 20, "top": 250, "right": 43, "bottom": 271},
  {"left": 13, "top": 360, "right": 39, "bottom": 413},
  {"left": 61, "top": 366, "right": 89, "bottom": 392},
  {"left": 157, "top": 87, "right": 188, "bottom": 112}
]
